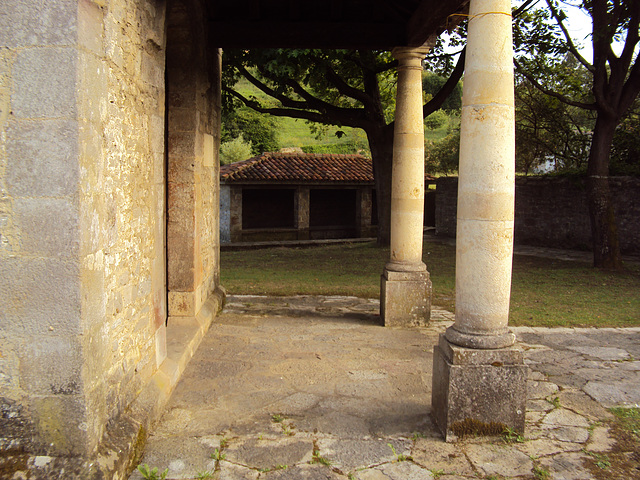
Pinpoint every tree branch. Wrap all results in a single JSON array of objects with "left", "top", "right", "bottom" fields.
[
  {"left": 322, "top": 61, "right": 374, "bottom": 107},
  {"left": 545, "top": 0, "right": 593, "bottom": 72},
  {"left": 223, "top": 86, "right": 369, "bottom": 129},
  {"left": 280, "top": 76, "right": 366, "bottom": 119},
  {"left": 514, "top": 59, "right": 597, "bottom": 110},
  {"left": 423, "top": 47, "right": 466, "bottom": 117},
  {"left": 239, "top": 66, "right": 309, "bottom": 110}
]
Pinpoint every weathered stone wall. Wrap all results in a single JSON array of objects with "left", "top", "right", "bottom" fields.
[
  {"left": 78, "top": 0, "right": 167, "bottom": 455},
  {"left": 0, "top": 1, "right": 81, "bottom": 455},
  {"left": 0, "top": 0, "right": 167, "bottom": 459},
  {"left": 436, "top": 176, "right": 640, "bottom": 254},
  {"left": 166, "top": 0, "right": 221, "bottom": 318}
]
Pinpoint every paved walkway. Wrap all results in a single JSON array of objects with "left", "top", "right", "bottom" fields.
[{"left": 130, "top": 296, "right": 640, "bottom": 480}]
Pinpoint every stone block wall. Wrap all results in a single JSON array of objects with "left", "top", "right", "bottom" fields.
[
  {"left": 435, "top": 176, "right": 640, "bottom": 254},
  {"left": 0, "top": 0, "right": 167, "bottom": 459},
  {"left": 78, "top": 0, "right": 167, "bottom": 453}
]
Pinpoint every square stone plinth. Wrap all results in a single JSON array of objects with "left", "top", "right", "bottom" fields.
[
  {"left": 432, "top": 334, "right": 527, "bottom": 442},
  {"left": 380, "top": 269, "right": 431, "bottom": 327}
]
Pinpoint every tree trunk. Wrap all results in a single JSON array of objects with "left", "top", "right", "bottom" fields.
[
  {"left": 586, "top": 114, "right": 623, "bottom": 270},
  {"left": 367, "top": 125, "right": 395, "bottom": 246}
]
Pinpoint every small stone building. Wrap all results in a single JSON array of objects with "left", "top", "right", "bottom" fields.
[{"left": 220, "top": 152, "right": 436, "bottom": 243}]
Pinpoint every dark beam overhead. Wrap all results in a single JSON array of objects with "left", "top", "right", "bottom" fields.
[
  {"left": 407, "top": 0, "right": 469, "bottom": 46},
  {"left": 206, "top": 0, "right": 470, "bottom": 49},
  {"left": 208, "top": 21, "right": 407, "bottom": 49}
]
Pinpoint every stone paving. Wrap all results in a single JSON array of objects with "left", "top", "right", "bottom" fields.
[{"left": 130, "top": 296, "right": 640, "bottom": 480}]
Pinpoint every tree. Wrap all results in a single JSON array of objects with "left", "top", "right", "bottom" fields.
[
  {"left": 610, "top": 97, "right": 640, "bottom": 175},
  {"left": 220, "top": 134, "right": 253, "bottom": 165},
  {"left": 423, "top": 72, "right": 463, "bottom": 111},
  {"left": 222, "top": 107, "right": 280, "bottom": 155},
  {"left": 514, "top": 0, "right": 640, "bottom": 269},
  {"left": 514, "top": 57, "right": 594, "bottom": 174},
  {"left": 222, "top": 48, "right": 465, "bottom": 245}
]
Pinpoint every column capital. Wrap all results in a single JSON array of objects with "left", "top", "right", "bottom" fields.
[{"left": 391, "top": 45, "right": 431, "bottom": 63}]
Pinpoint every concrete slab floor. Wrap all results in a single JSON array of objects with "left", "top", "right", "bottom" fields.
[{"left": 130, "top": 296, "right": 640, "bottom": 480}]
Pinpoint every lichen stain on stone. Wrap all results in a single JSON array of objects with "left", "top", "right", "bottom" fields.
[
  {"left": 450, "top": 418, "right": 506, "bottom": 438},
  {"left": 0, "top": 453, "right": 28, "bottom": 478},
  {"left": 470, "top": 107, "right": 486, "bottom": 122},
  {"left": 34, "top": 399, "right": 72, "bottom": 454},
  {"left": 50, "top": 380, "right": 80, "bottom": 396}
]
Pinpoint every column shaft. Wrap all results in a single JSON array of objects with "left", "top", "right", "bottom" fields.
[
  {"left": 446, "top": 0, "right": 516, "bottom": 349},
  {"left": 388, "top": 47, "right": 430, "bottom": 269},
  {"left": 380, "top": 46, "right": 432, "bottom": 327}
]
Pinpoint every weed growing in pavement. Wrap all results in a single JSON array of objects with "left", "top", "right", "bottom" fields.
[
  {"left": 211, "top": 448, "right": 226, "bottom": 461},
  {"left": 195, "top": 470, "right": 214, "bottom": 480},
  {"left": 387, "top": 443, "right": 412, "bottom": 462},
  {"left": 610, "top": 407, "right": 640, "bottom": 439},
  {"left": 411, "top": 431, "right": 426, "bottom": 440},
  {"left": 587, "top": 421, "right": 602, "bottom": 434},
  {"left": 310, "top": 448, "right": 332, "bottom": 466},
  {"left": 584, "top": 450, "right": 612, "bottom": 469},
  {"left": 271, "top": 414, "right": 284, "bottom": 423},
  {"left": 137, "top": 464, "right": 168, "bottom": 480},
  {"left": 533, "top": 465, "right": 550, "bottom": 480},
  {"left": 547, "top": 396, "right": 561, "bottom": 409},
  {"left": 281, "top": 423, "right": 295, "bottom": 436},
  {"left": 259, "top": 465, "right": 288, "bottom": 473},
  {"left": 430, "top": 468, "right": 445, "bottom": 478},
  {"left": 502, "top": 426, "right": 525, "bottom": 443}
]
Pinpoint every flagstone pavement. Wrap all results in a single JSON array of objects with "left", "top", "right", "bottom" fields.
[{"left": 130, "top": 295, "right": 640, "bottom": 480}]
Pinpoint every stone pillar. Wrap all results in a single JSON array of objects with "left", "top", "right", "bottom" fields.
[
  {"left": 229, "top": 187, "right": 242, "bottom": 242},
  {"left": 297, "top": 187, "right": 310, "bottom": 240},
  {"left": 432, "top": 0, "right": 527, "bottom": 441},
  {"left": 380, "top": 46, "right": 432, "bottom": 327},
  {"left": 358, "top": 187, "right": 373, "bottom": 238}
]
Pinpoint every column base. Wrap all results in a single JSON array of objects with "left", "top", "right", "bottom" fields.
[
  {"left": 380, "top": 266, "right": 431, "bottom": 327},
  {"left": 431, "top": 334, "right": 527, "bottom": 442}
]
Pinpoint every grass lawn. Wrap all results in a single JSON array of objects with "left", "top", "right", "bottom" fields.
[{"left": 220, "top": 241, "right": 640, "bottom": 328}]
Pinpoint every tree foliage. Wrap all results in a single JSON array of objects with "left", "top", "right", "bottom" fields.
[
  {"left": 423, "top": 72, "right": 463, "bottom": 111},
  {"left": 425, "top": 128, "right": 461, "bottom": 175},
  {"left": 220, "top": 134, "right": 253, "bottom": 165},
  {"left": 222, "top": 107, "right": 280, "bottom": 155},
  {"left": 610, "top": 98, "right": 640, "bottom": 175},
  {"left": 514, "top": 0, "right": 640, "bottom": 269},
  {"left": 515, "top": 56, "right": 595, "bottom": 174}
]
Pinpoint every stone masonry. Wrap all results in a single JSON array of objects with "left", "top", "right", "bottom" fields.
[
  {"left": 0, "top": 1, "right": 224, "bottom": 477},
  {"left": 1, "top": 0, "right": 166, "bottom": 457}
]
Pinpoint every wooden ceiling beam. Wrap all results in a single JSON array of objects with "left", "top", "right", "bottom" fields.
[
  {"left": 406, "top": 0, "right": 469, "bottom": 46},
  {"left": 208, "top": 21, "right": 407, "bottom": 48}
]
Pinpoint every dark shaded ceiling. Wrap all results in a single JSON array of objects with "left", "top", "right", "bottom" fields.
[{"left": 206, "top": 0, "right": 469, "bottom": 49}]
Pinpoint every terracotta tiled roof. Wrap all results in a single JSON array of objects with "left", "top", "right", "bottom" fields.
[{"left": 220, "top": 152, "right": 375, "bottom": 184}]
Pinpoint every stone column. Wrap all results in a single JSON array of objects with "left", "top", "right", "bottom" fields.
[
  {"left": 297, "top": 187, "right": 310, "bottom": 240},
  {"left": 380, "top": 46, "right": 432, "bottom": 327},
  {"left": 432, "top": 0, "right": 527, "bottom": 440}
]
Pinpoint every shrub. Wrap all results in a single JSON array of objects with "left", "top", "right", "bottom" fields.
[{"left": 220, "top": 135, "right": 253, "bottom": 165}]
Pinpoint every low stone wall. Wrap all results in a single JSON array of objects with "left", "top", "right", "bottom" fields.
[{"left": 436, "top": 176, "right": 640, "bottom": 254}]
